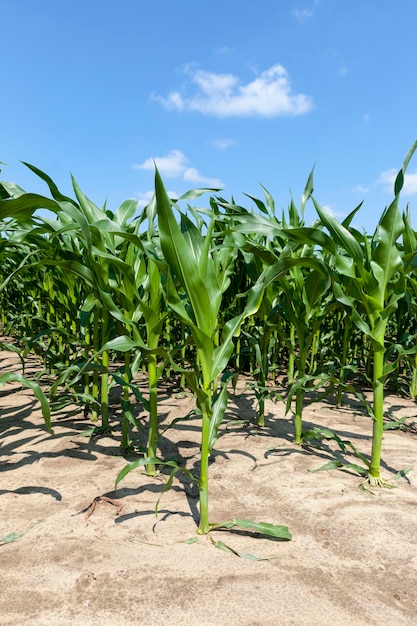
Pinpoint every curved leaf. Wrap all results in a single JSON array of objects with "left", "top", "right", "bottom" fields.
[{"left": 0, "top": 373, "right": 51, "bottom": 431}]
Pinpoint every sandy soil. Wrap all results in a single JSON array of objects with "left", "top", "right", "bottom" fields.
[{"left": 1, "top": 349, "right": 417, "bottom": 625}]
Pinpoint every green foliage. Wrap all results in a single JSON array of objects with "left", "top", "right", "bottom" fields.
[{"left": 2, "top": 141, "right": 417, "bottom": 544}]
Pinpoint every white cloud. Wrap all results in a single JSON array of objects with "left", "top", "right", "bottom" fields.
[
  {"left": 211, "top": 138, "right": 236, "bottom": 150},
  {"left": 292, "top": 8, "right": 314, "bottom": 22},
  {"left": 377, "top": 168, "right": 417, "bottom": 195},
  {"left": 132, "top": 149, "right": 224, "bottom": 188},
  {"left": 136, "top": 189, "right": 180, "bottom": 207},
  {"left": 292, "top": 0, "right": 321, "bottom": 22},
  {"left": 133, "top": 149, "right": 187, "bottom": 178},
  {"left": 213, "top": 45, "right": 233, "bottom": 54},
  {"left": 153, "top": 64, "right": 313, "bottom": 117},
  {"left": 363, "top": 113, "right": 370, "bottom": 123},
  {"left": 351, "top": 185, "right": 370, "bottom": 194},
  {"left": 182, "top": 167, "right": 223, "bottom": 187},
  {"left": 320, "top": 204, "right": 346, "bottom": 220},
  {"left": 136, "top": 190, "right": 154, "bottom": 207}
]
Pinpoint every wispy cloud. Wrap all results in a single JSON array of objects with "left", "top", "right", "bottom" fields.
[
  {"left": 320, "top": 204, "right": 346, "bottom": 220},
  {"left": 136, "top": 189, "right": 178, "bottom": 207},
  {"left": 135, "top": 190, "right": 154, "bottom": 207},
  {"left": 153, "top": 64, "right": 313, "bottom": 117},
  {"left": 292, "top": 8, "right": 314, "bottom": 22},
  {"left": 213, "top": 45, "right": 233, "bottom": 54},
  {"left": 132, "top": 149, "right": 224, "bottom": 187},
  {"left": 292, "top": 0, "right": 321, "bottom": 23},
  {"left": 134, "top": 149, "right": 186, "bottom": 178},
  {"left": 211, "top": 138, "right": 236, "bottom": 150},
  {"left": 351, "top": 185, "right": 370, "bottom": 194},
  {"left": 377, "top": 168, "right": 417, "bottom": 195}
]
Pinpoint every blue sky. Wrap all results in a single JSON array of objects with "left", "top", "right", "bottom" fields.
[{"left": 2, "top": 0, "right": 417, "bottom": 233}]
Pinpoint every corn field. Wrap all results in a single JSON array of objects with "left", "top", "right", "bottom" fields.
[{"left": 1, "top": 141, "right": 417, "bottom": 539}]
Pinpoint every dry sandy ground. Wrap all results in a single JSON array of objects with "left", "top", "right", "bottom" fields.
[{"left": 1, "top": 350, "right": 417, "bottom": 625}]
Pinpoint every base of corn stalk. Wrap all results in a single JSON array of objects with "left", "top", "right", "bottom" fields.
[{"left": 364, "top": 473, "right": 391, "bottom": 488}]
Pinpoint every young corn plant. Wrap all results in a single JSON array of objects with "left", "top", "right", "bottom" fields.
[
  {"left": 217, "top": 175, "right": 331, "bottom": 442},
  {"left": 313, "top": 141, "right": 417, "bottom": 486},
  {"left": 0, "top": 198, "right": 51, "bottom": 431},
  {"left": 395, "top": 207, "right": 417, "bottom": 398},
  {"left": 117, "top": 171, "right": 291, "bottom": 541}
]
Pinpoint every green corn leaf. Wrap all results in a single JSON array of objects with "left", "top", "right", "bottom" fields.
[
  {"left": 21, "top": 161, "right": 78, "bottom": 206},
  {"left": 394, "top": 140, "right": 417, "bottom": 195},
  {"left": 284, "top": 227, "right": 337, "bottom": 253},
  {"left": 226, "top": 211, "right": 284, "bottom": 236},
  {"left": 179, "top": 211, "right": 205, "bottom": 263},
  {"left": 402, "top": 208, "right": 417, "bottom": 256},
  {"left": 309, "top": 460, "right": 367, "bottom": 476},
  {"left": 304, "top": 268, "right": 331, "bottom": 313},
  {"left": 71, "top": 175, "right": 103, "bottom": 224},
  {"left": 97, "top": 334, "right": 166, "bottom": 359},
  {"left": 111, "top": 372, "right": 150, "bottom": 411},
  {"left": 341, "top": 202, "right": 364, "bottom": 229},
  {"left": 383, "top": 416, "right": 409, "bottom": 431},
  {"left": 300, "top": 166, "right": 314, "bottom": 214},
  {"left": 0, "top": 373, "right": 51, "bottom": 432},
  {"left": 154, "top": 462, "right": 200, "bottom": 515},
  {"left": 0, "top": 532, "right": 24, "bottom": 545},
  {"left": 0, "top": 193, "right": 61, "bottom": 220},
  {"left": 210, "top": 518, "right": 292, "bottom": 541},
  {"left": 260, "top": 256, "right": 329, "bottom": 291},
  {"left": 163, "top": 269, "right": 215, "bottom": 372},
  {"left": 155, "top": 168, "right": 219, "bottom": 335},
  {"left": 313, "top": 198, "right": 363, "bottom": 267},
  {"left": 114, "top": 199, "right": 138, "bottom": 227},
  {"left": 371, "top": 200, "right": 404, "bottom": 303},
  {"left": 0, "top": 343, "right": 26, "bottom": 370},
  {"left": 42, "top": 259, "right": 97, "bottom": 289},
  {"left": 0, "top": 180, "right": 26, "bottom": 198},
  {"left": 212, "top": 540, "right": 277, "bottom": 561},
  {"left": 177, "top": 187, "right": 222, "bottom": 201},
  {"left": 211, "top": 282, "right": 265, "bottom": 381},
  {"left": 115, "top": 456, "right": 198, "bottom": 489},
  {"left": 208, "top": 383, "right": 229, "bottom": 452},
  {"left": 115, "top": 456, "right": 161, "bottom": 486},
  {"left": 259, "top": 184, "right": 276, "bottom": 214},
  {"left": 243, "top": 192, "right": 269, "bottom": 216},
  {"left": 394, "top": 170, "right": 404, "bottom": 196}
]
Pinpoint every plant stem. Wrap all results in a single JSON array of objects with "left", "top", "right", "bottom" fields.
[
  {"left": 294, "top": 388, "right": 303, "bottom": 444},
  {"left": 146, "top": 354, "right": 158, "bottom": 476},
  {"left": 287, "top": 325, "right": 295, "bottom": 384},
  {"left": 121, "top": 350, "right": 132, "bottom": 450},
  {"left": 197, "top": 387, "right": 212, "bottom": 535},
  {"left": 256, "top": 326, "right": 271, "bottom": 427},
  {"left": 91, "top": 306, "right": 100, "bottom": 421},
  {"left": 294, "top": 345, "right": 307, "bottom": 444},
  {"left": 369, "top": 346, "right": 384, "bottom": 479},
  {"left": 100, "top": 308, "right": 109, "bottom": 429}
]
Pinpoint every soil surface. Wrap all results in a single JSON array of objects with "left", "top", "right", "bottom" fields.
[{"left": 1, "top": 349, "right": 417, "bottom": 625}]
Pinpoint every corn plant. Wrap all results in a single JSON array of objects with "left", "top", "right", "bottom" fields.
[
  {"left": 312, "top": 141, "right": 417, "bottom": 485},
  {"left": 393, "top": 207, "right": 417, "bottom": 398},
  {"left": 116, "top": 170, "right": 291, "bottom": 540},
  {"left": 217, "top": 175, "right": 332, "bottom": 441},
  {"left": 0, "top": 201, "right": 51, "bottom": 431}
]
